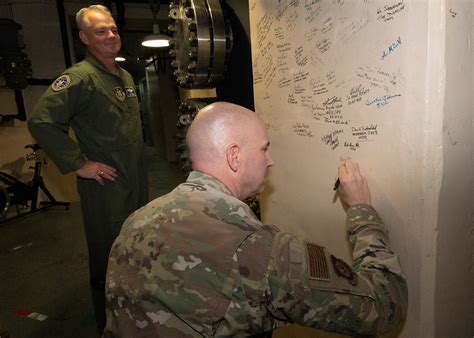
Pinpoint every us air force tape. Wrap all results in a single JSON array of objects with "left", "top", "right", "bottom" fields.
[
  {"left": 306, "top": 242, "right": 330, "bottom": 281},
  {"left": 51, "top": 75, "right": 71, "bottom": 92}
]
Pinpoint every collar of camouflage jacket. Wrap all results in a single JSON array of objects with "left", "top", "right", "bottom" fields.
[{"left": 187, "top": 171, "right": 234, "bottom": 196}]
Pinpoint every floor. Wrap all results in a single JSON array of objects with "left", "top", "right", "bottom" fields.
[
  {"left": 0, "top": 146, "right": 340, "bottom": 338},
  {"left": 0, "top": 147, "right": 185, "bottom": 338}
]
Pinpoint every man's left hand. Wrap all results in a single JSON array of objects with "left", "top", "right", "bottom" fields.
[{"left": 75, "top": 160, "right": 118, "bottom": 186}]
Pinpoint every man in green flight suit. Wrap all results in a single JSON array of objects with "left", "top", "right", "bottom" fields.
[
  {"left": 104, "top": 102, "right": 407, "bottom": 337},
  {"left": 28, "top": 5, "right": 148, "bottom": 333}
]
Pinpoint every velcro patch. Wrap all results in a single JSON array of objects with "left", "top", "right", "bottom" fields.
[
  {"left": 305, "top": 242, "right": 329, "bottom": 281},
  {"left": 51, "top": 75, "right": 71, "bottom": 92},
  {"left": 330, "top": 254, "right": 358, "bottom": 286},
  {"left": 114, "top": 87, "right": 126, "bottom": 101},
  {"left": 125, "top": 87, "right": 137, "bottom": 97}
]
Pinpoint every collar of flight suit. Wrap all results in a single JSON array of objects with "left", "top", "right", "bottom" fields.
[{"left": 85, "top": 50, "right": 125, "bottom": 79}]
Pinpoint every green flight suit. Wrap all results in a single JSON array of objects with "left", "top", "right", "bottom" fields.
[{"left": 28, "top": 51, "right": 148, "bottom": 330}]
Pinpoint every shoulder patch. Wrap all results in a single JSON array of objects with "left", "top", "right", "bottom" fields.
[
  {"left": 330, "top": 255, "right": 358, "bottom": 286},
  {"left": 51, "top": 75, "right": 71, "bottom": 92},
  {"left": 305, "top": 242, "right": 330, "bottom": 281}
]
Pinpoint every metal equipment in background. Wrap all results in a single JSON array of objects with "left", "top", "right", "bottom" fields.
[
  {"left": 168, "top": 0, "right": 234, "bottom": 170},
  {"left": 175, "top": 98, "right": 214, "bottom": 173},
  {"left": 0, "top": 18, "right": 32, "bottom": 91},
  {"left": 168, "top": 0, "right": 233, "bottom": 88},
  {"left": 0, "top": 18, "right": 33, "bottom": 123},
  {"left": 168, "top": 0, "right": 260, "bottom": 219},
  {"left": 0, "top": 144, "right": 70, "bottom": 225}
]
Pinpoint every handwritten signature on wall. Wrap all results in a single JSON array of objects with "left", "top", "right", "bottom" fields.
[
  {"left": 381, "top": 36, "right": 401, "bottom": 60},
  {"left": 366, "top": 93, "right": 401, "bottom": 108}
]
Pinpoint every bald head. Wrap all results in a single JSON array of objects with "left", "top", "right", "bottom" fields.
[
  {"left": 186, "top": 102, "right": 256, "bottom": 164},
  {"left": 186, "top": 102, "right": 274, "bottom": 199}
]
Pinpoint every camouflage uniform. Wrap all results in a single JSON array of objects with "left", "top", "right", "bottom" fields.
[
  {"left": 105, "top": 171, "right": 407, "bottom": 337},
  {"left": 28, "top": 51, "right": 148, "bottom": 329}
]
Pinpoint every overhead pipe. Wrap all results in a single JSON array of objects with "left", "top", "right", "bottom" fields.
[{"left": 56, "top": 0, "right": 72, "bottom": 68}]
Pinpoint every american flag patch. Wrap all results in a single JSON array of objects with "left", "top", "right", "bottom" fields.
[{"left": 306, "top": 242, "right": 330, "bottom": 281}]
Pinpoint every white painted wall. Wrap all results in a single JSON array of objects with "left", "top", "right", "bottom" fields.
[
  {"left": 249, "top": 0, "right": 473, "bottom": 336},
  {"left": 435, "top": 0, "right": 473, "bottom": 335}
]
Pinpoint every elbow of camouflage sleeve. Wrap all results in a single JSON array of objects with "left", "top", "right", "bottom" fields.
[{"left": 373, "top": 272, "right": 408, "bottom": 335}]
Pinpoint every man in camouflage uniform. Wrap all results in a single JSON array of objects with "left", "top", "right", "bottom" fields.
[
  {"left": 28, "top": 5, "right": 148, "bottom": 332},
  {"left": 105, "top": 102, "right": 407, "bottom": 337}
]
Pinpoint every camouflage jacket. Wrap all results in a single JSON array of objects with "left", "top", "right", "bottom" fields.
[{"left": 104, "top": 171, "right": 407, "bottom": 337}]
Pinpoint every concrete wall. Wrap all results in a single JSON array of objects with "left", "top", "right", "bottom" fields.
[
  {"left": 249, "top": 0, "right": 473, "bottom": 336},
  {"left": 435, "top": 0, "right": 474, "bottom": 335}
]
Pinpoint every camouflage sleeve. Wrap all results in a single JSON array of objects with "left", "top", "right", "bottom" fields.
[{"left": 265, "top": 205, "right": 408, "bottom": 336}]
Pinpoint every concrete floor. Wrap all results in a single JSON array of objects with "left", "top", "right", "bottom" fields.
[
  {"left": 0, "top": 147, "right": 185, "bottom": 338},
  {"left": 0, "top": 146, "right": 341, "bottom": 338}
]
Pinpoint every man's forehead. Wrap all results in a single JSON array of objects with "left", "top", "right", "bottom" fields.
[
  {"left": 93, "top": 22, "right": 117, "bottom": 29},
  {"left": 86, "top": 12, "right": 115, "bottom": 24},
  {"left": 256, "top": 127, "right": 270, "bottom": 145}
]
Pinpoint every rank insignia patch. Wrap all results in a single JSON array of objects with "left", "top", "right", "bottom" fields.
[
  {"left": 114, "top": 87, "right": 126, "bottom": 101},
  {"left": 306, "top": 242, "right": 330, "bottom": 281},
  {"left": 51, "top": 75, "right": 71, "bottom": 92},
  {"left": 125, "top": 87, "right": 137, "bottom": 97},
  {"left": 330, "top": 254, "right": 358, "bottom": 286}
]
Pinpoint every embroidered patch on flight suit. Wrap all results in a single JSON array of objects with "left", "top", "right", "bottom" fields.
[
  {"left": 125, "top": 87, "right": 137, "bottom": 97},
  {"left": 51, "top": 75, "right": 71, "bottom": 92},
  {"left": 330, "top": 254, "right": 358, "bottom": 286},
  {"left": 305, "top": 242, "right": 330, "bottom": 281},
  {"left": 114, "top": 87, "right": 126, "bottom": 101}
]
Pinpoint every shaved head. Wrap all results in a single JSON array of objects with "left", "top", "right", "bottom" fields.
[
  {"left": 186, "top": 102, "right": 256, "bottom": 164},
  {"left": 186, "top": 102, "right": 274, "bottom": 200}
]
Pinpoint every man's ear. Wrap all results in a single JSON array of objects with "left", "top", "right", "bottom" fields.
[
  {"left": 226, "top": 143, "right": 240, "bottom": 172},
  {"left": 79, "top": 30, "right": 89, "bottom": 45}
]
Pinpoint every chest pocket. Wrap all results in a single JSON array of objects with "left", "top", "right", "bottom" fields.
[{"left": 85, "top": 79, "right": 140, "bottom": 143}]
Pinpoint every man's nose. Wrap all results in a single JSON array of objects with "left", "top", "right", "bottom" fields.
[
  {"left": 107, "top": 30, "right": 118, "bottom": 38},
  {"left": 267, "top": 153, "right": 275, "bottom": 166}
]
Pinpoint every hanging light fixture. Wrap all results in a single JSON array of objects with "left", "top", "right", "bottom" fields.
[
  {"left": 142, "top": 0, "right": 169, "bottom": 48},
  {"left": 115, "top": 49, "right": 128, "bottom": 62}
]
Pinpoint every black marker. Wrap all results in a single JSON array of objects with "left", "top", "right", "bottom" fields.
[{"left": 333, "top": 178, "right": 340, "bottom": 191}]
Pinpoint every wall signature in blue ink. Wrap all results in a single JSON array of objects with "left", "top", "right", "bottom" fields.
[
  {"left": 366, "top": 93, "right": 401, "bottom": 108},
  {"left": 381, "top": 36, "right": 401, "bottom": 60}
]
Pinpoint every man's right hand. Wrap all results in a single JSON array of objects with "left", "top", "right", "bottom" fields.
[
  {"left": 75, "top": 160, "right": 117, "bottom": 186},
  {"left": 337, "top": 160, "right": 372, "bottom": 207}
]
